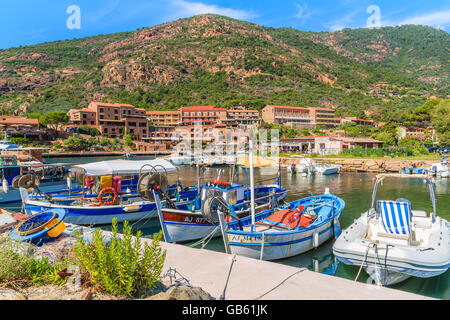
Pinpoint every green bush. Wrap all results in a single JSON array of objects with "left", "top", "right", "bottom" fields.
[
  {"left": 63, "top": 134, "right": 93, "bottom": 151},
  {"left": 73, "top": 219, "right": 166, "bottom": 298},
  {"left": 0, "top": 237, "right": 68, "bottom": 287}
]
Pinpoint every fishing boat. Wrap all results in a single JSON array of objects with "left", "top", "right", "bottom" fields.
[
  {"left": 333, "top": 174, "right": 450, "bottom": 286},
  {"left": 22, "top": 159, "right": 194, "bottom": 225},
  {"left": 218, "top": 140, "right": 345, "bottom": 261},
  {"left": 223, "top": 191, "right": 345, "bottom": 260},
  {"left": 402, "top": 166, "right": 430, "bottom": 175},
  {"left": 154, "top": 163, "right": 287, "bottom": 243},
  {"left": 428, "top": 158, "right": 449, "bottom": 178},
  {"left": 313, "top": 162, "right": 341, "bottom": 175},
  {"left": 286, "top": 158, "right": 314, "bottom": 176},
  {"left": 0, "top": 136, "right": 72, "bottom": 204}
]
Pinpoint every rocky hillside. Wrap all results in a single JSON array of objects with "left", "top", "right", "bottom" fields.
[{"left": 0, "top": 14, "right": 448, "bottom": 121}]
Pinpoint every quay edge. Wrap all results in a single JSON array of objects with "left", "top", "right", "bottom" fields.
[{"left": 100, "top": 230, "right": 434, "bottom": 300}]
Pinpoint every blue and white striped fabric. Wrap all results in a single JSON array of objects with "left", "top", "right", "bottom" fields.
[{"left": 377, "top": 200, "right": 411, "bottom": 235}]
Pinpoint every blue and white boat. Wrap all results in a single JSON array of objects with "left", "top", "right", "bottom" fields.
[
  {"left": 223, "top": 192, "right": 345, "bottom": 260},
  {"left": 218, "top": 140, "right": 345, "bottom": 261},
  {"left": 154, "top": 164, "right": 287, "bottom": 243},
  {"left": 23, "top": 159, "right": 193, "bottom": 225},
  {"left": 333, "top": 173, "right": 450, "bottom": 286},
  {"left": 0, "top": 133, "right": 73, "bottom": 204}
]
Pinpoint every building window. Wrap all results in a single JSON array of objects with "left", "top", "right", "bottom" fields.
[{"left": 99, "top": 108, "right": 104, "bottom": 113}]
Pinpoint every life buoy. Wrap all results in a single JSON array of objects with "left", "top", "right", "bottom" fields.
[
  {"left": 210, "top": 179, "right": 231, "bottom": 187},
  {"left": 288, "top": 205, "right": 305, "bottom": 224},
  {"left": 98, "top": 187, "right": 118, "bottom": 206}
]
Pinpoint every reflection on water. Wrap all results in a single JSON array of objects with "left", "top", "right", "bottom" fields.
[{"left": 44, "top": 156, "right": 449, "bottom": 299}]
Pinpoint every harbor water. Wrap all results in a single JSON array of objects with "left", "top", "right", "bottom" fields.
[{"left": 6, "top": 155, "right": 448, "bottom": 299}]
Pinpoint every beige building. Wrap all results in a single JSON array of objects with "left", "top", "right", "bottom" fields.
[
  {"left": 147, "top": 110, "right": 180, "bottom": 126},
  {"left": 309, "top": 107, "right": 336, "bottom": 127},
  {"left": 222, "top": 109, "right": 260, "bottom": 127},
  {"left": 180, "top": 106, "right": 227, "bottom": 126},
  {"left": 262, "top": 105, "right": 311, "bottom": 128}
]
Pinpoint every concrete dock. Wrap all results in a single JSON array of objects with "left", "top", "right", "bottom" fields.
[{"left": 138, "top": 237, "right": 434, "bottom": 300}]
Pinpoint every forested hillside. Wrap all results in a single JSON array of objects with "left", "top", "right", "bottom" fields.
[{"left": 0, "top": 14, "right": 448, "bottom": 122}]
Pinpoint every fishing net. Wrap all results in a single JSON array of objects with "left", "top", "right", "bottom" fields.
[{"left": 15, "top": 211, "right": 56, "bottom": 236}]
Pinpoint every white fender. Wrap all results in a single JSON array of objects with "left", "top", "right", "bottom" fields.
[{"left": 2, "top": 179, "right": 9, "bottom": 194}]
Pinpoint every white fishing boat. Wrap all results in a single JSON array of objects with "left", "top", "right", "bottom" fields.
[
  {"left": 287, "top": 158, "right": 312, "bottom": 175},
  {"left": 333, "top": 174, "right": 450, "bottom": 286},
  {"left": 428, "top": 158, "right": 449, "bottom": 178},
  {"left": 313, "top": 163, "right": 341, "bottom": 175}
]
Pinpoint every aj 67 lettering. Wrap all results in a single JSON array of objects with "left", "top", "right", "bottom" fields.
[{"left": 230, "top": 234, "right": 263, "bottom": 242}]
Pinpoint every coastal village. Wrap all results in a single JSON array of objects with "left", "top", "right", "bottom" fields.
[
  {"left": 2, "top": 100, "right": 436, "bottom": 156},
  {"left": 0, "top": 7, "right": 448, "bottom": 306}
]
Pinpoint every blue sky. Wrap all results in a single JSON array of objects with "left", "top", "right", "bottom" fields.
[{"left": 0, "top": 0, "right": 449, "bottom": 49}]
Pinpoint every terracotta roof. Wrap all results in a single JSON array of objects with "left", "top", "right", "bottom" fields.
[
  {"left": 180, "top": 106, "right": 226, "bottom": 112},
  {"left": 265, "top": 105, "right": 309, "bottom": 111},
  {"left": 73, "top": 108, "right": 95, "bottom": 113},
  {"left": 0, "top": 117, "right": 39, "bottom": 125},
  {"left": 333, "top": 136, "right": 384, "bottom": 143},
  {"left": 88, "top": 101, "right": 136, "bottom": 108},
  {"left": 147, "top": 110, "right": 180, "bottom": 115},
  {"left": 227, "top": 109, "right": 259, "bottom": 113},
  {"left": 309, "top": 107, "right": 335, "bottom": 111}
]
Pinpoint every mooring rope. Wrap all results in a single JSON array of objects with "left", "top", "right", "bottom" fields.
[
  {"left": 219, "top": 254, "right": 237, "bottom": 300},
  {"left": 188, "top": 225, "right": 220, "bottom": 249}
]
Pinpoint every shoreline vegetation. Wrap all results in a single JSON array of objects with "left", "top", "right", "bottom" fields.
[{"left": 0, "top": 218, "right": 214, "bottom": 300}]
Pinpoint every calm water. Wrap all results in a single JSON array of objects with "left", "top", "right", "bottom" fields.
[{"left": 29, "top": 156, "right": 449, "bottom": 299}]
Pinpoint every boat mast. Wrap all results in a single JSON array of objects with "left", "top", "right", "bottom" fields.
[{"left": 249, "top": 139, "right": 256, "bottom": 228}]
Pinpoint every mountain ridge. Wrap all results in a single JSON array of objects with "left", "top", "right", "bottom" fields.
[{"left": 0, "top": 14, "right": 448, "bottom": 122}]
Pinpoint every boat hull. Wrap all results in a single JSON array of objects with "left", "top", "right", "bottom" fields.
[
  {"left": 24, "top": 200, "right": 158, "bottom": 226},
  {"left": 161, "top": 210, "right": 220, "bottom": 243},
  {"left": 0, "top": 180, "right": 71, "bottom": 204},
  {"left": 228, "top": 221, "right": 335, "bottom": 260},
  {"left": 158, "top": 186, "right": 287, "bottom": 243},
  {"left": 225, "top": 194, "right": 345, "bottom": 261}
]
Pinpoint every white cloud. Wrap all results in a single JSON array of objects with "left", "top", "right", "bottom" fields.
[
  {"left": 397, "top": 10, "right": 450, "bottom": 29},
  {"left": 326, "top": 10, "right": 360, "bottom": 31},
  {"left": 170, "top": 0, "right": 257, "bottom": 20}
]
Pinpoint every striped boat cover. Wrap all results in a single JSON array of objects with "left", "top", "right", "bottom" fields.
[{"left": 377, "top": 200, "right": 411, "bottom": 235}]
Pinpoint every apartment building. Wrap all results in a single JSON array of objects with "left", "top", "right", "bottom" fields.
[
  {"left": 68, "top": 102, "right": 149, "bottom": 140},
  {"left": 337, "top": 117, "right": 375, "bottom": 127},
  {"left": 222, "top": 109, "right": 260, "bottom": 128},
  {"left": 179, "top": 106, "right": 227, "bottom": 126},
  {"left": 309, "top": 107, "right": 336, "bottom": 127},
  {"left": 147, "top": 110, "right": 180, "bottom": 126},
  {"left": 262, "top": 105, "right": 311, "bottom": 128},
  {"left": 67, "top": 108, "right": 96, "bottom": 126}
]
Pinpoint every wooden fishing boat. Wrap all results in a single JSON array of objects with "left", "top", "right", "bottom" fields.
[
  {"left": 223, "top": 193, "right": 345, "bottom": 260},
  {"left": 22, "top": 159, "right": 194, "bottom": 225}
]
